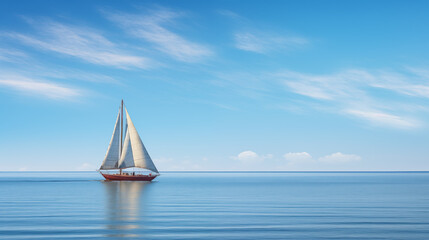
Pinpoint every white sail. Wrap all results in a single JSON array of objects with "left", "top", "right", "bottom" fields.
[
  {"left": 118, "top": 126, "right": 134, "bottom": 168},
  {"left": 100, "top": 111, "right": 121, "bottom": 169},
  {"left": 117, "top": 107, "right": 159, "bottom": 173}
]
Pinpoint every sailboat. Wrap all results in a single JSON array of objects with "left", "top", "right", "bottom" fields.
[{"left": 99, "top": 100, "right": 159, "bottom": 181}]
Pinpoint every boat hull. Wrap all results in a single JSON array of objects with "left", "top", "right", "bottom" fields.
[{"left": 101, "top": 173, "right": 157, "bottom": 181}]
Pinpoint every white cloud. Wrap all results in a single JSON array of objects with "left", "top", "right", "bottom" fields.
[
  {"left": 283, "top": 152, "right": 312, "bottom": 162},
  {"left": 6, "top": 20, "right": 151, "bottom": 69},
  {"left": 283, "top": 152, "right": 315, "bottom": 169},
  {"left": 232, "top": 150, "right": 272, "bottom": 162},
  {"left": 0, "top": 75, "right": 81, "bottom": 99},
  {"left": 235, "top": 32, "right": 308, "bottom": 54},
  {"left": 235, "top": 150, "right": 259, "bottom": 161},
  {"left": 319, "top": 152, "right": 361, "bottom": 164},
  {"left": 104, "top": 9, "right": 212, "bottom": 62}
]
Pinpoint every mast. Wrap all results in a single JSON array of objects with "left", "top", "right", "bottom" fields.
[
  {"left": 120, "top": 99, "right": 124, "bottom": 175},
  {"left": 121, "top": 99, "right": 123, "bottom": 153}
]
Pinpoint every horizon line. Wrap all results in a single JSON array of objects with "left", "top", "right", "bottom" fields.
[{"left": 1, "top": 170, "right": 429, "bottom": 173}]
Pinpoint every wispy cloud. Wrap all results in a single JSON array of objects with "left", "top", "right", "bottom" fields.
[
  {"left": 37, "top": 67, "right": 120, "bottom": 84},
  {"left": 0, "top": 54, "right": 118, "bottom": 99},
  {"left": 219, "top": 10, "right": 308, "bottom": 54},
  {"left": 217, "top": 9, "right": 243, "bottom": 20},
  {"left": 277, "top": 68, "right": 429, "bottom": 128},
  {"left": 368, "top": 70, "right": 429, "bottom": 98},
  {"left": 210, "top": 67, "right": 429, "bottom": 129},
  {"left": 345, "top": 109, "right": 419, "bottom": 129},
  {"left": 280, "top": 69, "right": 368, "bottom": 100},
  {"left": 0, "top": 74, "right": 81, "bottom": 99},
  {"left": 5, "top": 20, "right": 151, "bottom": 69},
  {"left": 234, "top": 32, "right": 308, "bottom": 54},
  {"left": 0, "top": 48, "right": 28, "bottom": 63},
  {"left": 104, "top": 8, "right": 213, "bottom": 62}
]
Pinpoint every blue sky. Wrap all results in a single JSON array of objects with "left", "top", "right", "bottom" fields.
[{"left": 1, "top": 0, "right": 428, "bottom": 171}]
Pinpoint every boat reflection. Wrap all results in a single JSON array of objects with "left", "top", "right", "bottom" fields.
[{"left": 102, "top": 181, "right": 151, "bottom": 238}]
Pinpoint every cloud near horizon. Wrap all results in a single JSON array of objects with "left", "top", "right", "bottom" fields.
[
  {"left": 232, "top": 150, "right": 273, "bottom": 162},
  {"left": 283, "top": 152, "right": 313, "bottom": 164},
  {"left": 283, "top": 152, "right": 361, "bottom": 165},
  {"left": 232, "top": 151, "right": 361, "bottom": 168}
]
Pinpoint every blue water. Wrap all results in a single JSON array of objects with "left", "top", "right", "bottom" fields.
[{"left": 0, "top": 172, "right": 428, "bottom": 239}]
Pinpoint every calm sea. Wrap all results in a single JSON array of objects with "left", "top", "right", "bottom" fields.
[{"left": 0, "top": 172, "right": 428, "bottom": 239}]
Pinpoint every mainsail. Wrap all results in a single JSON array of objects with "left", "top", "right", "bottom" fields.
[
  {"left": 100, "top": 102, "right": 159, "bottom": 173},
  {"left": 118, "top": 125, "right": 134, "bottom": 168},
  {"left": 118, "top": 108, "right": 159, "bottom": 173},
  {"left": 100, "top": 111, "right": 121, "bottom": 169}
]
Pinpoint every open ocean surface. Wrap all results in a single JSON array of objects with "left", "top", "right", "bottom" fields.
[{"left": 0, "top": 171, "right": 429, "bottom": 239}]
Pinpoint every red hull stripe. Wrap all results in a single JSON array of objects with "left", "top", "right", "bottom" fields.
[{"left": 101, "top": 173, "right": 157, "bottom": 181}]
